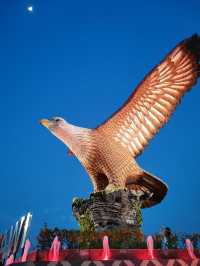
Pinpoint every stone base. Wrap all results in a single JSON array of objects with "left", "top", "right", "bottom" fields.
[{"left": 72, "top": 189, "right": 149, "bottom": 232}]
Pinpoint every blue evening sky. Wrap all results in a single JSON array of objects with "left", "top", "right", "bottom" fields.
[{"left": 0, "top": 0, "right": 200, "bottom": 243}]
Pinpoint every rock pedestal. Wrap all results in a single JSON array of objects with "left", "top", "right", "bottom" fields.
[{"left": 72, "top": 189, "right": 149, "bottom": 232}]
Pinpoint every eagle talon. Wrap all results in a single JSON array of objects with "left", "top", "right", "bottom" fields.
[{"left": 105, "top": 184, "right": 122, "bottom": 193}]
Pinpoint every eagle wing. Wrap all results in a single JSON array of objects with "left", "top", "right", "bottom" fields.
[{"left": 97, "top": 34, "right": 200, "bottom": 157}]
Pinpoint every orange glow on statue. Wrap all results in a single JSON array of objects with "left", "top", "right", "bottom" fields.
[{"left": 40, "top": 34, "right": 200, "bottom": 208}]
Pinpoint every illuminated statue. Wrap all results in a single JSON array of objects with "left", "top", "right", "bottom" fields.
[{"left": 40, "top": 34, "right": 200, "bottom": 208}]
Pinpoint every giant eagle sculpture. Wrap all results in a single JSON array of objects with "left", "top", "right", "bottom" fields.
[{"left": 40, "top": 34, "right": 200, "bottom": 207}]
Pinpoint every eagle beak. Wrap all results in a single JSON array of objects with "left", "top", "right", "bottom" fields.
[{"left": 40, "top": 119, "right": 50, "bottom": 128}]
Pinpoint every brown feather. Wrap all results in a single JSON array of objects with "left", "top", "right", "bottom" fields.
[{"left": 97, "top": 34, "right": 200, "bottom": 158}]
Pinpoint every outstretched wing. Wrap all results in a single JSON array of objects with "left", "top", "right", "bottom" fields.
[{"left": 97, "top": 34, "right": 200, "bottom": 157}]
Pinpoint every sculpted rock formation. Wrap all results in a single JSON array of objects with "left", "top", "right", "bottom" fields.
[{"left": 72, "top": 189, "right": 147, "bottom": 232}]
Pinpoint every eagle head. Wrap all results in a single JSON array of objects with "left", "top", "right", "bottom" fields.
[
  {"left": 40, "top": 117, "right": 78, "bottom": 157},
  {"left": 40, "top": 117, "right": 66, "bottom": 130},
  {"left": 40, "top": 117, "right": 69, "bottom": 146}
]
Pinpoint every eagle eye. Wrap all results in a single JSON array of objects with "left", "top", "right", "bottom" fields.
[{"left": 52, "top": 117, "right": 62, "bottom": 122}]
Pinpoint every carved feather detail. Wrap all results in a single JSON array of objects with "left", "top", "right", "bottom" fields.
[{"left": 97, "top": 34, "right": 200, "bottom": 157}]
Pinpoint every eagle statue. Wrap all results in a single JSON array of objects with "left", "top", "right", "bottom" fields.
[{"left": 40, "top": 34, "right": 200, "bottom": 208}]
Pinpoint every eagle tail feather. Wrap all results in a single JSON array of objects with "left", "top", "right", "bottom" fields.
[{"left": 125, "top": 170, "right": 168, "bottom": 208}]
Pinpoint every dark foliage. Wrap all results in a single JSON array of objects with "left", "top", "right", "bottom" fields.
[
  {"left": 36, "top": 224, "right": 200, "bottom": 250},
  {"left": 37, "top": 225, "right": 144, "bottom": 249}
]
